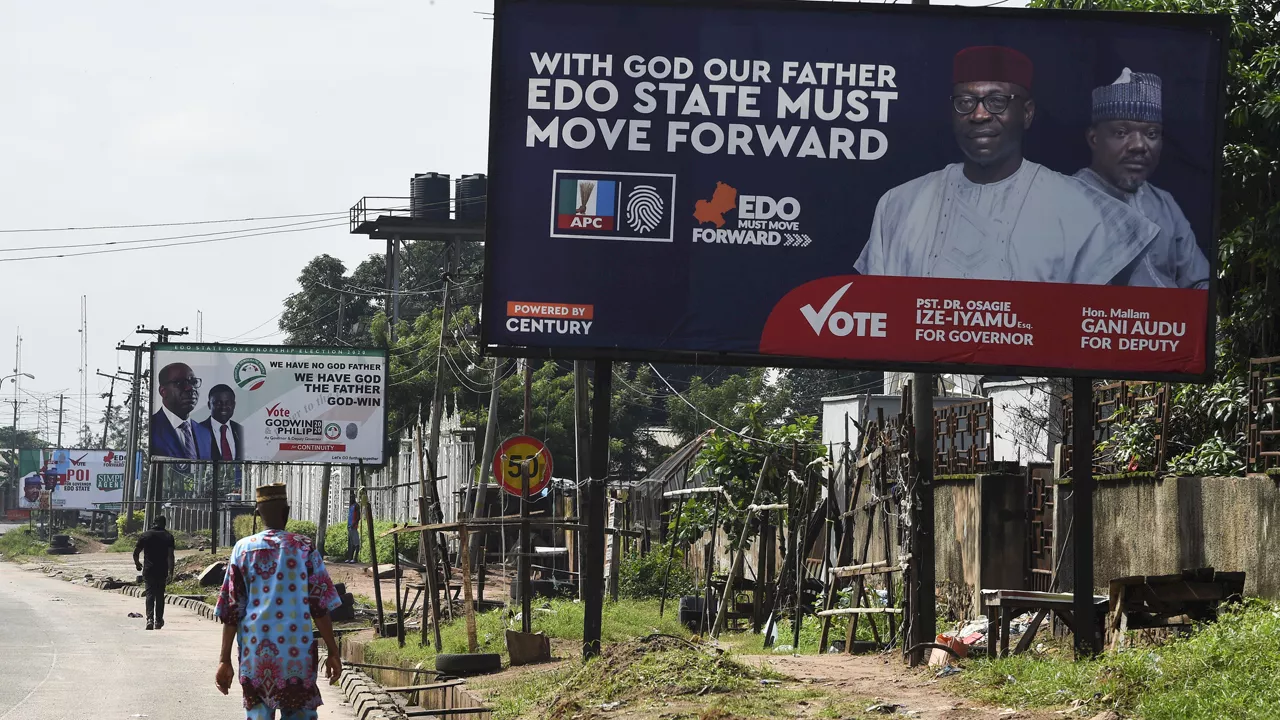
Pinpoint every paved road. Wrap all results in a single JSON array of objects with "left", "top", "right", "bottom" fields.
[{"left": 0, "top": 561, "right": 357, "bottom": 720}]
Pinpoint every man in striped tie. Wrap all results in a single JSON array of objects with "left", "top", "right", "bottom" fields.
[{"left": 201, "top": 384, "right": 245, "bottom": 462}]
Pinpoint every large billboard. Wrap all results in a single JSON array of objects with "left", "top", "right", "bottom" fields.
[
  {"left": 17, "top": 448, "right": 136, "bottom": 511},
  {"left": 150, "top": 344, "right": 387, "bottom": 464},
  {"left": 481, "top": 0, "right": 1226, "bottom": 380}
]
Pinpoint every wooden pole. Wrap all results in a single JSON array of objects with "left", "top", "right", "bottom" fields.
[
  {"left": 394, "top": 531, "right": 405, "bottom": 647},
  {"left": 1072, "top": 377, "right": 1099, "bottom": 658},
  {"left": 519, "top": 458, "right": 532, "bottom": 633},
  {"left": 458, "top": 522, "right": 479, "bottom": 652},
  {"left": 420, "top": 497, "right": 443, "bottom": 652},
  {"left": 361, "top": 462, "right": 385, "bottom": 637},
  {"left": 713, "top": 456, "right": 771, "bottom": 637},
  {"left": 657, "top": 496, "right": 685, "bottom": 618},
  {"left": 582, "top": 359, "right": 612, "bottom": 659},
  {"left": 701, "top": 491, "right": 722, "bottom": 636},
  {"left": 471, "top": 359, "right": 503, "bottom": 568}
]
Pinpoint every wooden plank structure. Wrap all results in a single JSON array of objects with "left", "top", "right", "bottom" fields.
[
  {"left": 1106, "top": 568, "right": 1246, "bottom": 651},
  {"left": 817, "top": 393, "right": 912, "bottom": 656}
]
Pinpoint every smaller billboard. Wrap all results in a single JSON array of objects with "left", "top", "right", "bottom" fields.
[
  {"left": 150, "top": 343, "right": 388, "bottom": 465},
  {"left": 17, "top": 448, "right": 136, "bottom": 511}
]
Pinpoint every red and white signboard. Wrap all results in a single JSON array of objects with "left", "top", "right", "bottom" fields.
[
  {"left": 761, "top": 276, "right": 1207, "bottom": 376},
  {"left": 493, "top": 435, "right": 553, "bottom": 498}
]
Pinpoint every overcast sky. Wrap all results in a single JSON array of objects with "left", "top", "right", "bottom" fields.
[{"left": 0, "top": 0, "right": 1024, "bottom": 441}]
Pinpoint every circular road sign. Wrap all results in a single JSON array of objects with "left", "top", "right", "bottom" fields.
[{"left": 493, "top": 435, "right": 553, "bottom": 498}]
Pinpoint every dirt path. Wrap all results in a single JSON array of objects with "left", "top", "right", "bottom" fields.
[{"left": 747, "top": 653, "right": 1056, "bottom": 720}]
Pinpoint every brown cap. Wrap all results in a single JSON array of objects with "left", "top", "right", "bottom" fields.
[{"left": 255, "top": 483, "right": 288, "bottom": 503}]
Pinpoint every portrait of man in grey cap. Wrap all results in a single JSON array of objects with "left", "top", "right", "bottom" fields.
[{"left": 1074, "top": 69, "right": 1211, "bottom": 289}]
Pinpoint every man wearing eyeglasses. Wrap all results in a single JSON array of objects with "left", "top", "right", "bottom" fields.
[
  {"left": 150, "top": 362, "right": 216, "bottom": 460},
  {"left": 856, "top": 46, "right": 1156, "bottom": 285}
]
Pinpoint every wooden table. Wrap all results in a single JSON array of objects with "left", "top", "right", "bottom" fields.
[{"left": 981, "top": 589, "right": 1108, "bottom": 658}]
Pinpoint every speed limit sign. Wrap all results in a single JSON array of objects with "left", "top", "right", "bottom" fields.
[{"left": 493, "top": 435, "right": 553, "bottom": 498}]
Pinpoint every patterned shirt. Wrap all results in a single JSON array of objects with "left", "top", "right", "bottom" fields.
[{"left": 215, "top": 529, "right": 342, "bottom": 712}]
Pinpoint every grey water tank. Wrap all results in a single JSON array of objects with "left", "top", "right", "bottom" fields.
[
  {"left": 455, "top": 173, "right": 487, "bottom": 222},
  {"left": 410, "top": 173, "right": 450, "bottom": 220}
]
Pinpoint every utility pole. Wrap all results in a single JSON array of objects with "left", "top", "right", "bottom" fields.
[
  {"left": 97, "top": 372, "right": 118, "bottom": 447},
  {"left": 118, "top": 343, "right": 147, "bottom": 523},
  {"left": 522, "top": 358, "right": 533, "bottom": 434},
  {"left": 55, "top": 396, "right": 65, "bottom": 448},
  {"left": 137, "top": 325, "right": 189, "bottom": 344},
  {"left": 471, "top": 358, "right": 504, "bottom": 566},
  {"left": 909, "top": 374, "right": 937, "bottom": 666},
  {"left": 336, "top": 292, "right": 347, "bottom": 343},
  {"left": 386, "top": 236, "right": 400, "bottom": 342},
  {"left": 425, "top": 237, "right": 461, "bottom": 523},
  {"left": 582, "top": 360, "right": 612, "bottom": 659}
]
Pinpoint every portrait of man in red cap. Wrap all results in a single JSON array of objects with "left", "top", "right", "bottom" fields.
[{"left": 856, "top": 46, "right": 1158, "bottom": 286}]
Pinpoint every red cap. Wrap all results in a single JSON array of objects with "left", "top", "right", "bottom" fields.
[{"left": 953, "top": 46, "right": 1033, "bottom": 90}]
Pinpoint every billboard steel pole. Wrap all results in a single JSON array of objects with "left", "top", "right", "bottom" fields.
[
  {"left": 1072, "top": 378, "right": 1099, "bottom": 657},
  {"left": 582, "top": 360, "right": 612, "bottom": 659}
]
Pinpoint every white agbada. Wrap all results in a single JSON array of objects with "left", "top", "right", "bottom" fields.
[
  {"left": 1073, "top": 168, "right": 1210, "bottom": 290},
  {"left": 855, "top": 160, "right": 1158, "bottom": 285}
]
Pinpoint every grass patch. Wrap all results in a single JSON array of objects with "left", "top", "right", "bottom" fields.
[
  {"left": 165, "top": 577, "right": 216, "bottom": 605},
  {"left": 956, "top": 599, "right": 1280, "bottom": 720},
  {"left": 477, "top": 635, "right": 831, "bottom": 720},
  {"left": 0, "top": 526, "right": 48, "bottom": 560},
  {"left": 722, "top": 611, "right": 899, "bottom": 656},
  {"left": 364, "top": 598, "right": 692, "bottom": 668},
  {"left": 106, "top": 534, "right": 137, "bottom": 553}
]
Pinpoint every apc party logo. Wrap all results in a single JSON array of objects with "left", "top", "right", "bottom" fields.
[
  {"left": 550, "top": 170, "right": 676, "bottom": 243},
  {"left": 234, "top": 357, "right": 268, "bottom": 391}
]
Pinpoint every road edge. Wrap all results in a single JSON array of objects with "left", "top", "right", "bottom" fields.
[{"left": 27, "top": 563, "right": 407, "bottom": 720}]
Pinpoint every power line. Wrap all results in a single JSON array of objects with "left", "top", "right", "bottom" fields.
[
  {"left": 0, "top": 215, "right": 344, "bottom": 254},
  {"left": 0, "top": 221, "right": 348, "bottom": 263},
  {"left": 0, "top": 210, "right": 348, "bottom": 234}
]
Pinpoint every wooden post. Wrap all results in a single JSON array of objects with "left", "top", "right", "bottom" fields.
[
  {"left": 519, "top": 458, "right": 533, "bottom": 634},
  {"left": 657, "top": 496, "right": 685, "bottom": 618},
  {"left": 702, "top": 491, "right": 722, "bottom": 636},
  {"left": 713, "top": 456, "right": 771, "bottom": 637},
  {"left": 360, "top": 462, "right": 385, "bottom": 637},
  {"left": 394, "top": 530, "right": 405, "bottom": 647},
  {"left": 420, "top": 497, "right": 443, "bottom": 652},
  {"left": 793, "top": 469, "right": 818, "bottom": 650},
  {"left": 1072, "top": 377, "right": 1099, "bottom": 658},
  {"left": 458, "top": 522, "right": 479, "bottom": 653},
  {"left": 582, "top": 359, "right": 612, "bottom": 659},
  {"left": 607, "top": 490, "right": 621, "bottom": 602}
]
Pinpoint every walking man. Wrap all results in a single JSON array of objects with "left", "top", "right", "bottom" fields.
[
  {"left": 133, "top": 515, "right": 176, "bottom": 630},
  {"left": 345, "top": 490, "right": 362, "bottom": 563},
  {"left": 215, "top": 483, "right": 343, "bottom": 720}
]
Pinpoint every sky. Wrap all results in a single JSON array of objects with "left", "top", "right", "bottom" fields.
[{"left": 0, "top": 0, "right": 1025, "bottom": 442}]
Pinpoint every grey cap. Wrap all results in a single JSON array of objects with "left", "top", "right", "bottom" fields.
[{"left": 1092, "top": 68, "right": 1162, "bottom": 124}]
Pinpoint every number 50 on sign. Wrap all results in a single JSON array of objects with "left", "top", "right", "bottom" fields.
[{"left": 493, "top": 435, "right": 553, "bottom": 498}]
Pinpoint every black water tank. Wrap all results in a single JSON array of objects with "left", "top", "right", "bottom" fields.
[
  {"left": 410, "top": 173, "right": 450, "bottom": 220},
  {"left": 455, "top": 173, "right": 487, "bottom": 222}
]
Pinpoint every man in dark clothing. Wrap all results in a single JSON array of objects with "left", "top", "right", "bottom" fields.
[
  {"left": 346, "top": 490, "right": 362, "bottom": 563},
  {"left": 133, "top": 516, "right": 176, "bottom": 630}
]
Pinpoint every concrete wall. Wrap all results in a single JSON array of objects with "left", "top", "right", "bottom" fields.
[
  {"left": 932, "top": 474, "right": 1028, "bottom": 618},
  {"left": 1057, "top": 475, "right": 1280, "bottom": 598}
]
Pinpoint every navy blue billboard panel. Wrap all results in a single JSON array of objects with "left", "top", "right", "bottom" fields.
[{"left": 482, "top": 0, "right": 1226, "bottom": 379}]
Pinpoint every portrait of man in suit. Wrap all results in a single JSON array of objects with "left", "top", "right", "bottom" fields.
[
  {"left": 200, "top": 384, "right": 244, "bottom": 462},
  {"left": 150, "top": 362, "right": 214, "bottom": 460}
]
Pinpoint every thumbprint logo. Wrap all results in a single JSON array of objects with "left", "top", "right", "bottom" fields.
[
  {"left": 626, "top": 185, "right": 663, "bottom": 233},
  {"left": 234, "top": 358, "right": 268, "bottom": 391}
]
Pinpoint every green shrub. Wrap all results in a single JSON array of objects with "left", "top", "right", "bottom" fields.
[
  {"left": 286, "top": 519, "right": 317, "bottom": 539},
  {"left": 0, "top": 526, "right": 46, "bottom": 559},
  {"left": 619, "top": 544, "right": 695, "bottom": 600},
  {"left": 117, "top": 511, "right": 144, "bottom": 536},
  {"left": 232, "top": 513, "right": 256, "bottom": 541},
  {"left": 324, "top": 518, "right": 398, "bottom": 565}
]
